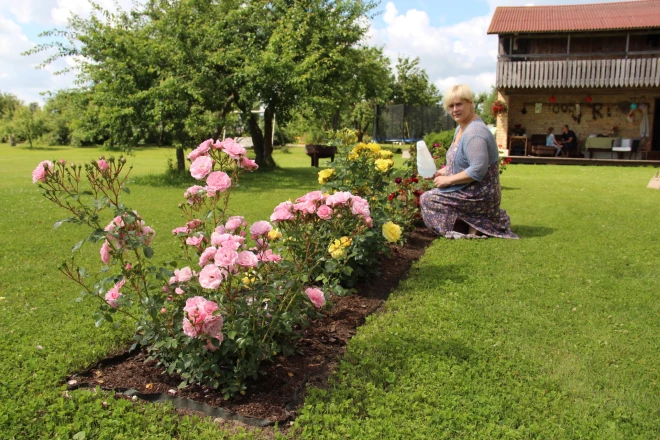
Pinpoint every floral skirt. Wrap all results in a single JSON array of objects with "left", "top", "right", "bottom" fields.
[{"left": 420, "top": 170, "right": 518, "bottom": 240}]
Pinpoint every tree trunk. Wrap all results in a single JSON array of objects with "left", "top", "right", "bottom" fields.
[
  {"left": 262, "top": 107, "right": 276, "bottom": 168},
  {"left": 176, "top": 147, "right": 186, "bottom": 172},
  {"left": 246, "top": 111, "right": 275, "bottom": 169}
]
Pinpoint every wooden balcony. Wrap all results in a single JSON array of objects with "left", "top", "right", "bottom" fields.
[{"left": 497, "top": 57, "right": 660, "bottom": 89}]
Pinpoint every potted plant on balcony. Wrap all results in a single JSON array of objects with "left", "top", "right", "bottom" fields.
[{"left": 491, "top": 100, "right": 508, "bottom": 118}]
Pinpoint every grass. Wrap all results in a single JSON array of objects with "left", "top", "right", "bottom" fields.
[
  {"left": 2, "top": 142, "right": 660, "bottom": 438},
  {"left": 295, "top": 165, "right": 660, "bottom": 439},
  {"left": 0, "top": 143, "right": 322, "bottom": 439}
]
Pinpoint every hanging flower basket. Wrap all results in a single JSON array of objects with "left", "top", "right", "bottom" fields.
[{"left": 491, "top": 100, "right": 508, "bottom": 118}]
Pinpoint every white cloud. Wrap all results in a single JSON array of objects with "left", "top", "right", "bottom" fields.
[{"left": 369, "top": 3, "right": 498, "bottom": 94}]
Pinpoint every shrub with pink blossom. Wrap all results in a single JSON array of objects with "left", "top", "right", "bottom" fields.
[{"left": 32, "top": 141, "right": 330, "bottom": 397}]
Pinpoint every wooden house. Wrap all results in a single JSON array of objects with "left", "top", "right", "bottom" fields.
[{"left": 488, "top": 0, "right": 660, "bottom": 159}]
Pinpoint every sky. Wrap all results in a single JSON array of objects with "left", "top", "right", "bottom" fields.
[{"left": 0, "top": 0, "right": 635, "bottom": 105}]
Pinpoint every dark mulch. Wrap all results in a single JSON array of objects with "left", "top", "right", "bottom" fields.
[{"left": 69, "top": 227, "right": 436, "bottom": 426}]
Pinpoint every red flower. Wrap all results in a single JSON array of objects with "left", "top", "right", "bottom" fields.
[
  {"left": 388, "top": 193, "right": 395, "bottom": 201},
  {"left": 411, "top": 177, "right": 418, "bottom": 183}
]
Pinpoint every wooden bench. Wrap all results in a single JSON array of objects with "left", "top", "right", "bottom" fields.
[
  {"left": 529, "top": 134, "right": 557, "bottom": 156},
  {"left": 305, "top": 144, "right": 337, "bottom": 167}
]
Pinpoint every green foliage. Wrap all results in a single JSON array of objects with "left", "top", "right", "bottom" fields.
[
  {"left": 475, "top": 86, "right": 498, "bottom": 125},
  {"left": 390, "top": 56, "right": 442, "bottom": 106}
]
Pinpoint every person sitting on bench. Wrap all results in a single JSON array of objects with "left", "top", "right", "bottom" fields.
[
  {"left": 546, "top": 127, "right": 563, "bottom": 157},
  {"left": 559, "top": 125, "right": 577, "bottom": 157}
]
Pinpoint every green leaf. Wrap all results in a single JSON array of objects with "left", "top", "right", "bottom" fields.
[
  {"left": 143, "top": 246, "right": 154, "bottom": 258},
  {"left": 122, "top": 186, "right": 130, "bottom": 194},
  {"left": 71, "top": 240, "right": 84, "bottom": 253},
  {"left": 72, "top": 432, "right": 86, "bottom": 440}
]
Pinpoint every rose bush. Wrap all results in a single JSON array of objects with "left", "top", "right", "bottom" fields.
[
  {"left": 32, "top": 138, "right": 331, "bottom": 397},
  {"left": 315, "top": 129, "right": 403, "bottom": 282}
]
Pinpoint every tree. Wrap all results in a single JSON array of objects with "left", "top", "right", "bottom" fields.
[
  {"left": 10, "top": 103, "right": 47, "bottom": 148},
  {"left": 0, "top": 91, "right": 21, "bottom": 142},
  {"left": 28, "top": 0, "right": 377, "bottom": 171},
  {"left": 475, "top": 86, "right": 498, "bottom": 125},
  {"left": 390, "top": 56, "right": 441, "bottom": 106}
]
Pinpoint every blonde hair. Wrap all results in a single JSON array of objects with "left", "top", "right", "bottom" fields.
[{"left": 442, "top": 84, "right": 475, "bottom": 112}]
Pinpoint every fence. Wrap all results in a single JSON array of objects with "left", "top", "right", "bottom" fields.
[{"left": 372, "top": 104, "right": 455, "bottom": 143}]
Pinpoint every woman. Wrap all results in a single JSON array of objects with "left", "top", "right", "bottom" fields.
[
  {"left": 546, "top": 127, "right": 563, "bottom": 156},
  {"left": 420, "top": 84, "right": 518, "bottom": 239}
]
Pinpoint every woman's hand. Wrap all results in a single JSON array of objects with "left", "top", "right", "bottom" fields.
[
  {"left": 433, "top": 167, "right": 447, "bottom": 177},
  {"left": 433, "top": 175, "right": 454, "bottom": 188}
]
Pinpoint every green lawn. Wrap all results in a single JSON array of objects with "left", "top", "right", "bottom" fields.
[
  {"left": 296, "top": 165, "right": 660, "bottom": 439},
  {"left": 2, "top": 143, "right": 660, "bottom": 438}
]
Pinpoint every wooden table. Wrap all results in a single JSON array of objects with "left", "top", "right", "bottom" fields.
[
  {"left": 508, "top": 136, "right": 528, "bottom": 156},
  {"left": 585, "top": 137, "right": 616, "bottom": 158}
]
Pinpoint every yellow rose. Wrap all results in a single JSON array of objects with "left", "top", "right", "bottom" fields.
[
  {"left": 318, "top": 168, "right": 335, "bottom": 184},
  {"left": 242, "top": 276, "right": 255, "bottom": 287},
  {"left": 268, "top": 229, "right": 282, "bottom": 241},
  {"left": 348, "top": 152, "right": 358, "bottom": 160},
  {"left": 366, "top": 143, "right": 381, "bottom": 153},
  {"left": 375, "top": 158, "right": 393, "bottom": 172},
  {"left": 339, "top": 236, "right": 352, "bottom": 248},
  {"left": 377, "top": 149, "right": 393, "bottom": 159},
  {"left": 328, "top": 238, "right": 348, "bottom": 259},
  {"left": 382, "top": 221, "right": 402, "bottom": 243}
]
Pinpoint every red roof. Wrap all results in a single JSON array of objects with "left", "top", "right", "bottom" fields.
[{"left": 488, "top": 0, "right": 660, "bottom": 34}]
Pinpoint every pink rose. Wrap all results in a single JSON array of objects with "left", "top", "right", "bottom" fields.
[
  {"left": 175, "top": 287, "right": 185, "bottom": 295},
  {"left": 186, "top": 235, "right": 205, "bottom": 249},
  {"left": 270, "top": 209, "right": 294, "bottom": 222},
  {"left": 198, "top": 265, "right": 224, "bottom": 289},
  {"left": 212, "top": 140, "right": 224, "bottom": 150},
  {"left": 160, "top": 307, "right": 167, "bottom": 313},
  {"left": 296, "top": 191, "right": 324, "bottom": 203},
  {"left": 225, "top": 216, "right": 245, "bottom": 232},
  {"left": 187, "top": 139, "right": 213, "bottom": 161},
  {"left": 104, "top": 279, "right": 126, "bottom": 308},
  {"left": 206, "top": 171, "right": 231, "bottom": 193},
  {"left": 214, "top": 225, "right": 226, "bottom": 234},
  {"left": 305, "top": 287, "right": 325, "bottom": 309},
  {"left": 214, "top": 247, "right": 238, "bottom": 267},
  {"left": 172, "top": 226, "right": 188, "bottom": 235},
  {"left": 182, "top": 318, "right": 198, "bottom": 337},
  {"left": 325, "top": 191, "right": 352, "bottom": 207},
  {"left": 250, "top": 221, "right": 272, "bottom": 237},
  {"left": 223, "top": 138, "right": 246, "bottom": 159},
  {"left": 125, "top": 263, "right": 132, "bottom": 270},
  {"left": 199, "top": 246, "right": 217, "bottom": 267},
  {"left": 174, "top": 267, "right": 193, "bottom": 283},
  {"left": 190, "top": 156, "right": 213, "bottom": 180},
  {"left": 316, "top": 205, "right": 333, "bottom": 220},
  {"left": 240, "top": 157, "right": 258, "bottom": 170},
  {"left": 236, "top": 251, "right": 259, "bottom": 268},
  {"left": 100, "top": 241, "right": 112, "bottom": 264},
  {"left": 293, "top": 200, "right": 317, "bottom": 215},
  {"left": 184, "top": 186, "right": 205, "bottom": 204},
  {"left": 32, "top": 160, "right": 53, "bottom": 183},
  {"left": 186, "top": 219, "right": 203, "bottom": 230},
  {"left": 259, "top": 249, "right": 282, "bottom": 263},
  {"left": 351, "top": 196, "right": 370, "bottom": 217},
  {"left": 97, "top": 159, "right": 109, "bottom": 171},
  {"left": 202, "top": 315, "right": 224, "bottom": 340},
  {"left": 140, "top": 225, "right": 155, "bottom": 245},
  {"left": 363, "top": 216, "right": 373, "bottom": 227},
  {"left": 211, "top": 233, "right": 243, "bottom": 249}
]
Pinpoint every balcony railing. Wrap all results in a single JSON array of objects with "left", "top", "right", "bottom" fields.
[{"left": 497, "top": 57, "right": 660, "bottom": 89}]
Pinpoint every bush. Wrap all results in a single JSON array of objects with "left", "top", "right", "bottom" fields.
[{"left": 31, "top": 140, "right": 343, "bottom": 397}]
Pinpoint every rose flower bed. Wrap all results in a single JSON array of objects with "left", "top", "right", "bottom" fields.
[{"left": 31, "top": 131, "right": 432, "bottom": 423}]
